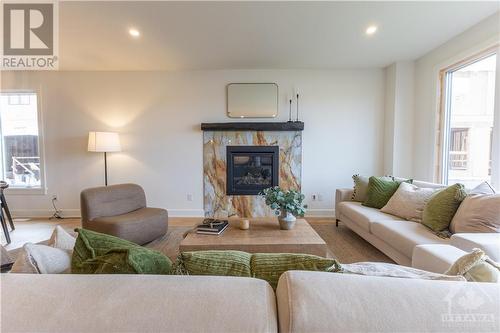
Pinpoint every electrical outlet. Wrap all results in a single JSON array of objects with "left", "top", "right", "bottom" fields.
[
  {"left": 187, "top": 194, "right": 193, "bottom": 202},
  {"left": 51, "top": 194, "right": 58, "bottom": 201},
  {"left": 311, "top": 194, "right": 317, "bottom": 201}
]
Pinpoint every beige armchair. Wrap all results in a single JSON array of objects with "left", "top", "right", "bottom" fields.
[{"left": 80, "top": 183, "right": 168, "bottom": 245}]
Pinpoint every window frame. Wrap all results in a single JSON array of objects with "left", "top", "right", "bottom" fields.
[
  {"left": 435, "top": 45, "right": 499, "bottom": 186},
  {"left": 0, "top": 90, "right": 47, "bottom": 195}
]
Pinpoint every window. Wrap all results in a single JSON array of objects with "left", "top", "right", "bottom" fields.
[
  {"left": 438, "top": 51, "right": 498, "bottom": 188},
  {"left": 0, "top": 92, "right": 43, "bottom": 189},
  {"left": 449, "top": 128, "right": 469, "bottom": 170}
]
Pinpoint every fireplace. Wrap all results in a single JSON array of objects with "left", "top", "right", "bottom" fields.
[{"left": 226, "top": 146, "right": 279, "bottom": 195}]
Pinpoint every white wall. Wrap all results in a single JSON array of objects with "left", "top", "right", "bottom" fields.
[
  {"left": 383, "top": 61, "right": 415, "bottom": 178},
  {"left": 1, "top": 69, "right": 385, "bottom": 217},
  {"left": 383, "top": 63, "right": 396, "bottom": 174},
  {"left": 413, "top": 12, "right": 500, "bottom": 182}
]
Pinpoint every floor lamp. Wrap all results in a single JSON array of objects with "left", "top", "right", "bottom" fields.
[{"left": 88, "top": 131, "right": 121, "bottom": 186}]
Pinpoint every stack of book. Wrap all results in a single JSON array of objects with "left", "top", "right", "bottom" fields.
[{"left": 196, "top": 218, "right": 229, "bottom": 235}]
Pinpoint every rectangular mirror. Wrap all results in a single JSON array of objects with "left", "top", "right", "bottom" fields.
[{"left": 227, "top": 83, "right": 278, "bottom": 118}]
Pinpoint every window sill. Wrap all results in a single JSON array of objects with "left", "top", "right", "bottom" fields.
[{"left": 4, "top": 187, "right": 47, "bottom": 195}]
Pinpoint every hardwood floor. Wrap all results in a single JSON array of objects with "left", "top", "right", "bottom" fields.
[{"left": 2, "top": 217, "right": 393, "bottom": 264}]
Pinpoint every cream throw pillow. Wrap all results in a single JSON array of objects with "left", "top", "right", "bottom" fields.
[
  {"left": 468, "top": 181, "right": 496, "bottom": 195},
  {"left": 381, "top": 182, "right": 436, "bottom": 222},
  {"left": 23, "top": 243, "right": 72, "bottom": 274},
  {"left": 49, "top": 225, "right": 77, "bottom": 250},
  {"left": 450, "top": 194, "right": 500, "bottom": 233},
  {"left": 10, "top": 225, "right": 76, "bottom": 274},
  {"left": 445, "top": 248, "right": 499, "bottom": 283}
]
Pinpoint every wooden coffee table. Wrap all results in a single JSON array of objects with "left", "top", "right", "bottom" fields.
[{"left": 179, "top": 218, "right": 328, "bottom": 256}]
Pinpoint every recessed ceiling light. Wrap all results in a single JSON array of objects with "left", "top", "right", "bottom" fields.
[
  {"left": 365, "top": 25, "right": 378, "bottom": 35},
  {"left": 128, "top": 28, "right": 140, "bottom": 38}
]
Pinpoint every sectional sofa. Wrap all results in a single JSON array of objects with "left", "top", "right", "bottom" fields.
[
  {"left": 335, "top": 179, "right": 500, "bottom": 272},
  {"left": 2, "top": 271, "right": 499, "bottom": 332}
]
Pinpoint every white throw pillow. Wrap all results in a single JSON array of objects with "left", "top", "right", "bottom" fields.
[
  {"left": 23, "top": 243, "right": 72, "bottom": 274},
  {"left": 381, "top": 182, "right": 436, "bottom": 222},
  {"left": 10, "top": 225, "right": 76, "bottom": 274},
  {"left": 450, "top": 194, "right": 500, "bottom": 233},
  {"left": 445, "top": 248, "right": 499, "bottom": 283},
  {"left": 341, "top": 262, "right": 465, "bottom": 281},
  {"left": 48, "top": 225, "right": 77, "bottom": 250},
  {"left": 469, "top": 181, "right": 496, "bottom": 195}
]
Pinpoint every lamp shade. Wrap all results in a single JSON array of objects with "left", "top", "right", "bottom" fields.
[{"left": 88, "top": 131, "right": 121, "bottom": 152}]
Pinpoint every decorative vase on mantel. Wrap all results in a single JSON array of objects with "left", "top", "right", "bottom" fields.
[
  {"left": 278, "top": 210, "right": 297, "bottom": 230},
  {"left": 259, "top": 186, "right": 307, "bottom": 231}
]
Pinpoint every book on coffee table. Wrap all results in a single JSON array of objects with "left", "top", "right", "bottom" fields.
[
  {"left": 196, "top": 219, "right": 229, "bottom": 235},
  {"left": 196, "top": 223, "right": 229, "bottom": 235}
]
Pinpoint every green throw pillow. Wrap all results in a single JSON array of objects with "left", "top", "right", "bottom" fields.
[
  {"left": 174, "top": 250, "right": 252, "bottom": 277},
  {"left": 363, "top": 177, "right": 412, "bottom": 209},
  {"left": 352, "top": 175, "right": 393, "bottom": 202},
  {"left": 422, "top": 183, "right": 467, "bottom": 232},
  {"left": 251, "top": 253, "right": 340, "bottom": 289},
  {"left": 175, "top": 250, "right": 341, "bottom": 289},
  {"left": 71, "top": 228, "right": 172, "bottom": 274}
]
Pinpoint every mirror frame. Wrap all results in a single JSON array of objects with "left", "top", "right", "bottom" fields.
[{"left": 226, "top": 83, "right": 279, "bottom": 118}]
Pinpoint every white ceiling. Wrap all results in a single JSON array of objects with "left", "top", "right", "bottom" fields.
[{"left": 60, "top": 1, "right": 500, "bottom": 71}]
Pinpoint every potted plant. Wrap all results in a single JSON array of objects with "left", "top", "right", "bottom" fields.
[{"left": 259, "top": 186, "right": 307, "bottom": 230}]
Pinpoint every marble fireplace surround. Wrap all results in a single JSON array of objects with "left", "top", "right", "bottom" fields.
[{"left": 202, "top": 122, "right": 303, "bottom": 218}]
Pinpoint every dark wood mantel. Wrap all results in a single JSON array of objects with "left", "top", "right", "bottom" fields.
[{"left": 201, "top": 121, "right": 304, "bottom": 131}]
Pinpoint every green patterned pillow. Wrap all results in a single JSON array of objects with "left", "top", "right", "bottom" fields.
[
  {"left": 363, "top": 177, "right": 412, "bottom": 209},
  {"left": 174, "top": 250, "right": 252, "bottom": 277},
  {"left": 352, "top": 175, "right": 394, "bottom": 202},
  {"left": 251, "top": 253, "right": 340, "bottom": 289},
  {"left": 422, "top": 183, "right": 467, "bottom": 232},
  {"left": 71, "top": 228, "right": 172, "bottom": 274}
]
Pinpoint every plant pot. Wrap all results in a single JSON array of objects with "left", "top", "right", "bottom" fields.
[{"left": 278, "top": 211, "right": 297, "bottom": 230}]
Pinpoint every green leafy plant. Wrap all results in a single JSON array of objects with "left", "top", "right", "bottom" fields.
[{"left": 259, "top": 186, "right": 307, "bottom": 216}]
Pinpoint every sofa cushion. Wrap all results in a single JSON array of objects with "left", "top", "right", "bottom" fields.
[
  {"left": 72, "top": 228, "right": 172, "bottom": 274},
  {"left": 338, "top": 201, "right": 403, "bottom": 232},
  {"left": 451, "top": 233, "right": 500, "bottom": 262},
  {"left": 2, "top": 274, "right": 278, "bottom": 333},
  {"left": 371, "top": 220, "right": 448, "bottom": 258},
  {"left": 276, "top": 271, "right": 499, "bottom": 333},
  {"left": 412, "top": 244, "right": 467, "bottom": 274},
  {"left": 87, "top": 207, "right": 168, "bottom": 245}
]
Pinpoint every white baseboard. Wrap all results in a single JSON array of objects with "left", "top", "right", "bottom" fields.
[
  {"left": 12, "top": 208, "right": 206, "bottom": 219},
  {"left": 167, "top": 209, "right": 205, "bottom": 217},
  {"left": 305, "top": 209, "right": 335, "bottom": 217},
  {"left": 12, "top": 208, "right": 332, "bottom": 219},
  {"left": 12, "top": 209, "right": 81, "bottom": 219}
]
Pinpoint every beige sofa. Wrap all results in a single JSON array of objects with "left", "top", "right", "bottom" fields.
[
  {"left": 2, "top": 272, "right": 499, "bottom": 332},
  {"left": 335, "top": 180, "right": 500, "bottom": 268}
]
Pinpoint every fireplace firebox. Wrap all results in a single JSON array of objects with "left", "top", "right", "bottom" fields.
[{"left": 226, "top": 146, "right": 279, "bottom": 195}]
